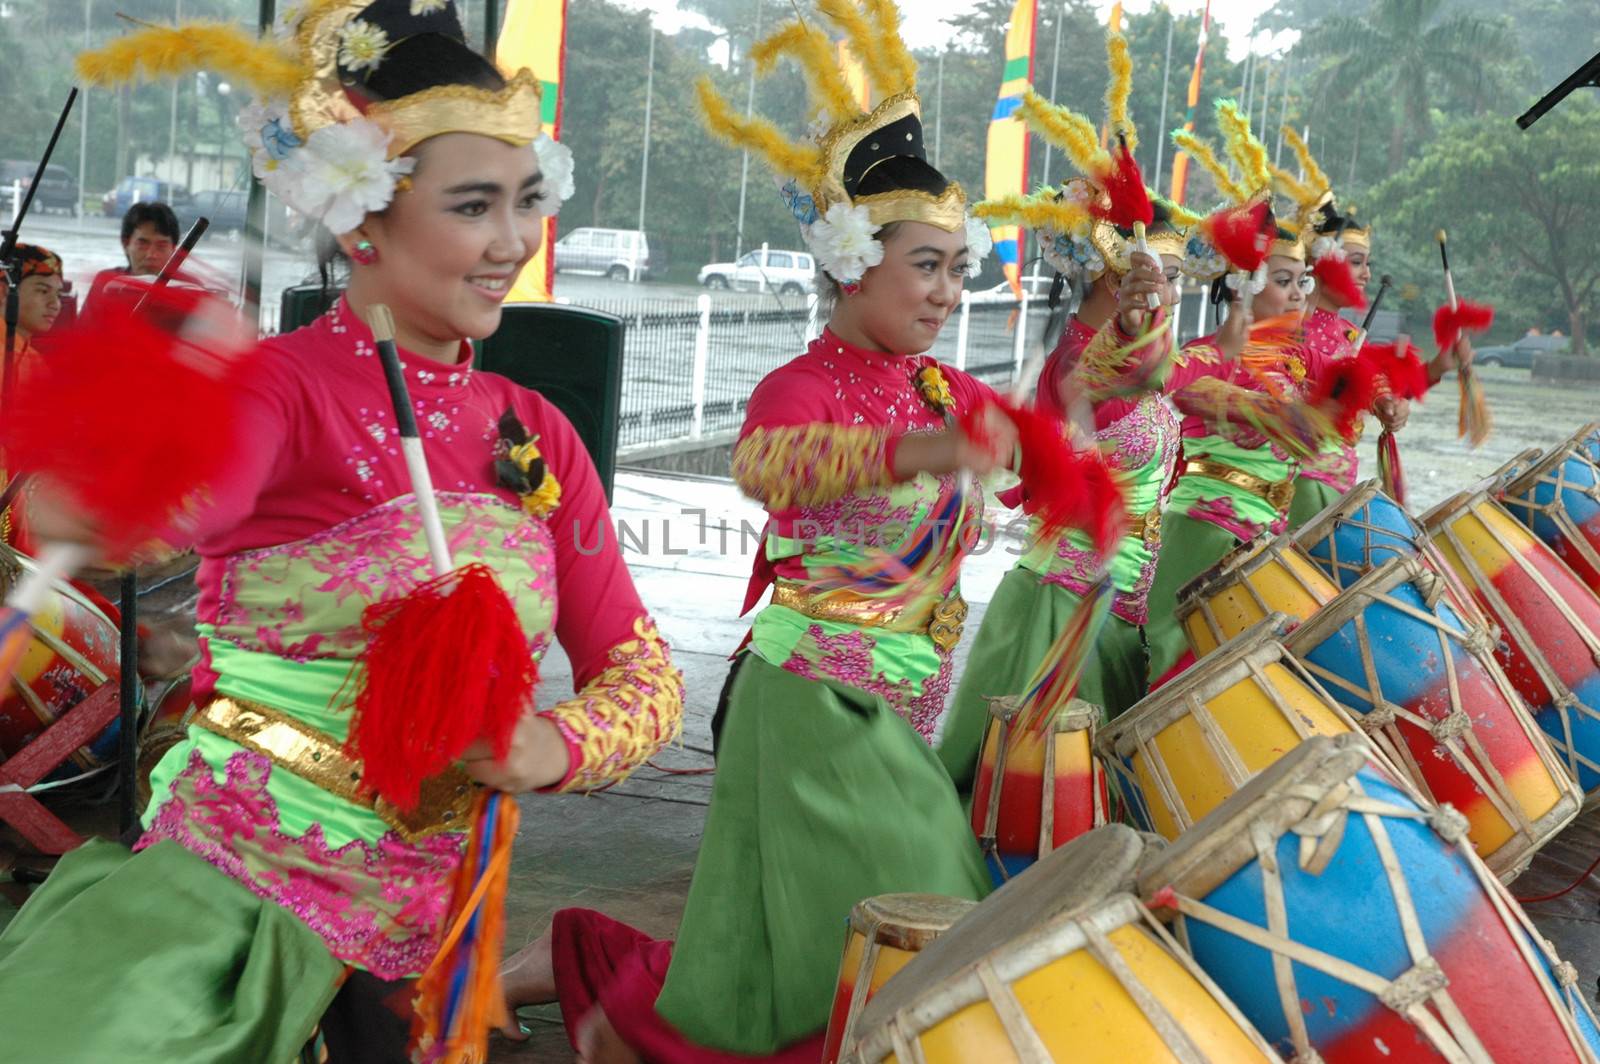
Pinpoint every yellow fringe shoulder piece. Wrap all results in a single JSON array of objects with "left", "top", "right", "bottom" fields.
[
  {"left": 1281, "top": 126, "right": 1330, "bottom": 198},
  {"left": 1016, "top": 89, "right": 1108, "bottom": 177},
  {"left": 817, "top": 0, "right": 914, "bottom": 102},
  {"left": 1105, "top": 32, "right": 1137, "bottom": 153},
  {"left": 752, "top": 23, "right": 859, "bottom": 122},
  {"left": 1215, "top": 99, "right": 1269, "bottom": 194},
  {"left": 973, "top": 192, "right": 1091, "bottom": 235},
  {"left": 1171, "top": 130, "right": 1246, "bottom": 205},
  {"left": 75, "top": 22, "right": 304, "bottom": 97},
  {"left": 695, "top": 78, "right": 824, "bottom": 188}
]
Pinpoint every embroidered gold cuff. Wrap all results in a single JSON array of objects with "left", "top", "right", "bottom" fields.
[{"left": 194, "top": 697, "right": 476, "bottom": 842}]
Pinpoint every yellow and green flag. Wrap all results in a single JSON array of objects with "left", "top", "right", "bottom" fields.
[
  {"left": 499, "top": 0, "right": 568, "bottom": 303},
  {"left": 984, "top": 0, "right": 1036, "bottom": 299}
]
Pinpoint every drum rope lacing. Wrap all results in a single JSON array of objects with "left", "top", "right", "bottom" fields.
[
  {"left": 1154, "top": 775, "right": 1596, "bottom": 1064},
  {"left": 1503, "top": 446, "right": 1600, "bottom": 586}
]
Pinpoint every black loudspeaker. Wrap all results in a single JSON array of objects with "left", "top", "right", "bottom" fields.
[
  {"left": 276, "top": 285, "right": 625, "bottom": 499},
  {"left": 477, "top": 302, "right": 625, "bottom": 501},
  {"left": 278, "top": 283, "right": 340, "bottom": 334}
]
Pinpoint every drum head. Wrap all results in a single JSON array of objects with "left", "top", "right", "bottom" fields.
[
  {"left": 1135, "top": 734, "right": 1369, "bottom": 902},
  {"left": 1291, "top": 479, "right": 1390, "bottom": 550},
  {"left": 850, "top": 894, "right": 978, "bottom": 951},
  {"left": 849, "top": 826, "right": 1150, "bottom": 1054},
  {"left": 1504, "top": 437, "right": 1596, "bottom": 502}
]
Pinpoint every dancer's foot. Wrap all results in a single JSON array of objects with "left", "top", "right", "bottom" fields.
[
  {"left": 576, "top": 1007, "right": 640, "bottom": 1064},
  {"left": 498, "top": 929, "right": 557, "bottom": 1040}
]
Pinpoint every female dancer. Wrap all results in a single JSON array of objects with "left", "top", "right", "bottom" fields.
[
  {"left": 0, "top": 4, "right": 680, "bottom": 1060},
  {"left": 939, "top": 36, "right": 1190, "bottom": 785},
  {"left": 497, "top": 7, "right": 1108, "bottom": 1060}
]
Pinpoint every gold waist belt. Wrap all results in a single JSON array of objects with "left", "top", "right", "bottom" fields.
[
  {"left": 1137, "top": 505, "right": 1162, "bottom": 550},
  {"left": 193, "top": 697, "right": 476, "bottom": 843},
  {"left": 772, "top": 581, "right": 969, "bottom": 655},
  {"left": 1184, "top": 458, "right": 1297, "bottom": 513}
]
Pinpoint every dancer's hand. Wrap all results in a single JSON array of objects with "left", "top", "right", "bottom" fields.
[
  {"left": 1115, "top": 253, "right": 1167, "bottom": 335},
  {"left": 14, "top": 477, "right": 101, "bottom": 556},
  {"left": 1373, "top": 394, "right": 1410, "bottom": 432},
  {"left": 1430, "top": 334, "right": 1476, "bottom": 384},
  {"left": 1216, "top": 290, "right": 1251, "bottom": 361},
  {"left": 891, "top": 406, "right": 1020, "bottom": 479},
  {"left": 463, "top": 712, "right": 570, "bottom": 792}
]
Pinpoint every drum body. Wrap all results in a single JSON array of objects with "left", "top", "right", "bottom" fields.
[
  {"left": 1281, "top": 555, "right": 1580, "bottom": 879},
  {"left": 1177, "top": 533, "right": 1338, "bottom": 657},
  {"left": 1137, "top": 735, "right": 1600, "bottom": 1064},
  {"left": 1501, "top": 436, "right": 1600, "bottom": 596},
  {"left": 971, "top": 698, "right": 1104, "bottom": 883},
  {"left": 1424, "top": 491, "right": 1600, "bottom": 798},
  {"left": 136, "top": 674, "right": 195, "bottom": 806},
  {"left": 1100, "top": 616, "right": 1367, "bottom": 840},
  {"left": 822, "top": 894, "right": 976, "bottom": 1064},
  {"left": 845, "top": 826, "right": 1277, "bottom": 1064},
  {"left": 0, "top": 546, "right": 121, "bottom": 782}
]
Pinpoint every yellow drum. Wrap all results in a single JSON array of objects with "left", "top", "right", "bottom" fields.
[
  {"left": 1176, "top": 532, "right": 1338, "bottom": 657},
  {"left": 821, "top": 894, "right": 976, "bottom": 1064},
  {"left": 1099, "top": 615, "right": 1366, "bottom": 840},
  {"left": 842, "top": 826, "right": 1278, "bottom": 1064},
  {"left": 971, "top": 698, "right": 1104, "bottom": 883}
]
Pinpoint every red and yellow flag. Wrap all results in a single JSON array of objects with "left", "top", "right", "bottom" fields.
[
  {"left": 500, "top": 0, "right": 569, "bottom": 303},
  {"left": 1169, "top": 0, "right": 1211, "bottom": 205},
  {"left": 984, "top": 0, "right": 1036, "bottom": 299}
]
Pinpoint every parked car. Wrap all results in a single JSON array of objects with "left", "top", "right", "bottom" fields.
[
  {"left": 0, "top": 160, "right": 80, "bottom": 214},
  {"left": 1476, "top": 334, "right": 1568, "bottom": 369},
  {"left": 182, "top": 189, "right": 301, "bottom": 248},
  {"left": 698, "top": 247, "right": 815, "bottom": 295},
  {"left": 100, "top": 176, "right": 191, "bottom": 219},
  {"left": 552, "top": 227, "right": 655, "bottom": 281}
]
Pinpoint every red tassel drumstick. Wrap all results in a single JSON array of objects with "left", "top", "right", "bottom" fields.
[
  {"left": 1435, "top": 230, "right": 1493, "bottom": 446},
  {"left": 1312, "top": 252, "right": 1367, "bottom": 311},
  {"left": 1093, "top": 134, "right": 1160, "bottom": 311}
]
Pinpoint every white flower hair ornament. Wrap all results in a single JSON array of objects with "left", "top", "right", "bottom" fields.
[
  {"left": 274, "top": 117, "right": 415, "bottom": 235},
  {"left": 532, "top": 134, "right": 576, "bottom": 217},
  {"left": 963, "top": 214, "right": 993, "bottom": 277},
  {"left": 1309, "top": 235, "right": 1343, "bottom": 263},
  {"left": 808, "top": 202, "right": 884, "bottom": 286},
  {"left": 1223, "top": 262, "right": 1269, "bottom": 296}
]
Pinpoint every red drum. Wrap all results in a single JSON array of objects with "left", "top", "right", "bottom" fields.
[{"left": 0, "top": 545, "right": 121, "bottom": 783}]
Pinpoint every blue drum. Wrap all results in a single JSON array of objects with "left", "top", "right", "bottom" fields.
[
  {"left": 1292, "top": 480, "right": 1425, "bottom": 588},
  {"left": 1501, "top": 432, "right": 1600, "bottom": 599}
]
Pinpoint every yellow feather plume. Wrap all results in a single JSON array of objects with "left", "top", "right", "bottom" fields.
[
  {"left": 1215, "top": 100, "right": 1269, "bottom": 193},
  {"left": 973, "top": 192, "right": 1091, "bottom": 235},
  {"left": 752, "top": 23, "right": 860, "bottom": 121},
  {"left": 1267, "top": 161, "right": 1316, "bottom": 208},
  {"left": 1166, "top": 201, "right": 1203, "bottom": 228},
  {"left": 1171, "top": 130, "right": 1246, "bottom": 205},
  {"left": 861, "top": 0, "right": 918, "bottom": 96},
  {"left": 1105, "top": 32, "right": 1137, "bottom": 153},
  {"left": 75, "top": 23, "right": 304, "bottom": 96},
  {"left": 817, "top": 0, "right": 910, "bottom": 102},
  {"left": 695, "top": 78, "right": 824, "bottom": 187},
  {"left": 1016, "top": 90, "right": 1108, "bottom": 178},
  {"left": 1281, "top": 126, "right": 1330, "bottom": 197}
]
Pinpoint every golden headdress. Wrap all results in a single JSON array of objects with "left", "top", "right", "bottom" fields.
[
  {"left": 75, "top": 0, "right": 560, "bottom": 234},
  {"left": 975, "top": 32, "right": 1196, "bottom": 281},
  {"left": 696, "top": 0, "right": 980, "bottom": 282},
  {"left": 1270, "top": 127, "right": 1371, "bottom": 252}
]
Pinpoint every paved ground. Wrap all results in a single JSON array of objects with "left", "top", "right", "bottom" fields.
[{"left": 7, "top": 367, "right": 1600, "bottom": 1060}]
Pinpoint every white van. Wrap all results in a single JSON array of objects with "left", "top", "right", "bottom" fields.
[
  {"left": 698, "top": 246, "right": 814, "bottom": 295},
  {"left": 554, "top": 228, "right": 654, "bottom": 281}
]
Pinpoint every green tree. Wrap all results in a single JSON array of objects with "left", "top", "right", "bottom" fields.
[
  {"left": 1369, "top": 101, "right": 1600, "bottom": 355},
  {"left": 1297, "top": 0, "right": 1514, "bottom": 171}
]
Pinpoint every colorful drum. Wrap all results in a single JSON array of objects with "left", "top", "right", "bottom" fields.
[
  {"left": 1099, "top": 615, "right": 1372, "bottom": 840},
  {"left": 0, "top": 544, "right": 122, "bottom": 782},
  {"left": 1423, "top": 490, "right": 1600, "bottom": 799},
  {"left": 1292, "top": 480, "right": 1489, "bottom": 629},
  {"left": 1280, "top": 554, "right": 1580, "bottom": 879},
  {"left": 1137, "top": 735, "right": 1600, "bottom": 1064},
  {"left": 822, "top": 894, "right": 977, "bottom": 1064},
  {"left": 1501, "top": 430, "right": 1600, "bottom": 596},
  {"left": 970, "top": 697, "right": 1105, "bottom": 884},
  {"left": 1177, "top": 532, "right": 1339, "bottom": 657},
  {"left": 136, "top": 673, "right": 194, "bottom": 806},
  {"left": 844, "top": 826, "right": 1278, "bottom": 1064}
]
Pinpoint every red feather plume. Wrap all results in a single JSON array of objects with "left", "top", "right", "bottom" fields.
[
  {"left": 1361, "top": 340, "right": 1430, "bottom": 402},
  {"left": 1432, "top": 299, "right": 1494, "bottom": 354},
  {"left": 1312, "top": 253, "right": 1367, "bottom": 311},
  {"left": 1091, "top": 137, "right": 1154, "bottom": 230},
  {"left": 1308, "top": 358, "right": 1380, "bottom": 441},
  {"left": 1, "top": 284, "right": 258, "bottom": 562},
  {"left": 1199, "top": 202, "right": 1273, "bottom": 274},
  {"left": 961, "top": 400, "right": 1128, "bottom": 554}
]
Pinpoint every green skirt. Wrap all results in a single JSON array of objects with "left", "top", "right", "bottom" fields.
[
  {"left": 937, "top": 568, "right": 1149, "bottom": 792},
  {"left": 655, "top": 653, "right": 989, "bottom": 1053},
  {"left": 0, "top": 839, "right": 343, "bottom": 1063},
  {"left": 1287, "top": 475, "right": 1341, "bottom": 532},
  {"left": 1143, "top": 512, "right": 1242, "bottom": 687}
]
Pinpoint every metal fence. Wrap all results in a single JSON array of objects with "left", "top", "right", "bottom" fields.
[{"left": 567, "top": 290, "right": 1063, "bottom": 450}]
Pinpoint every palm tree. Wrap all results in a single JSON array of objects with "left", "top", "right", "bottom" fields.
[{"left": 1298, "top": 0, "right": 1513, "bottom": 170}]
